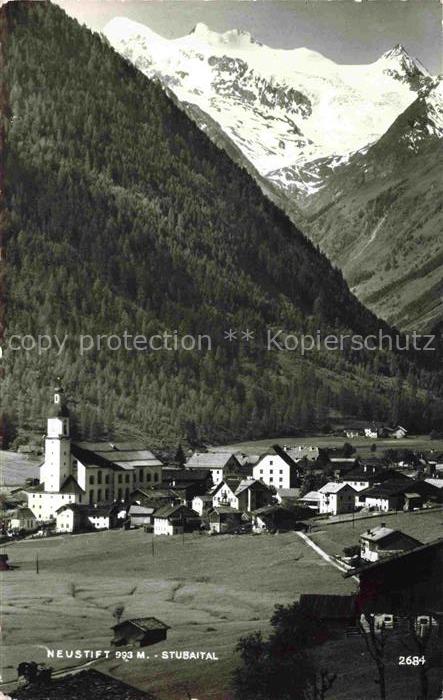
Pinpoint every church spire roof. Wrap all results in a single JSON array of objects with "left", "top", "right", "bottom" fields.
[{"left": 48, "top": 382, "right": 70, "bottom": 418}]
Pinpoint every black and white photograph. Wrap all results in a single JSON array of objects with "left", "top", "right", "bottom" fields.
[{"left": 0, "top": 0, "right": 442, "bottom": 698}]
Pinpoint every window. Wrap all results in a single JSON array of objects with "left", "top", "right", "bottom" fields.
[
  {"left": 269, "top": 477, "right": 273, "bottom": 482},
  {"left": 89, "top": 491, "right": 94, "bottom": 505},
  {"left": 105, "top": 489, "right": 109, "bottom": 501},
  {"left": 89, "top": 475, "right": 94, "bottom": 485},
  {"left": 97, "top": 489, "right": 102, "bottom": 502},
  {"left": 105, "top": 474, "right": 109, "bottom": 484},
  {"left": 154, "top": 473, "right": 159, "bottom": 482},
  {"left": 270, "top": 460, "right": 273, "bottom": 465},
  {"left": 97, "top": 471, "right": 102, "bottom": 484},
  {"left": 147, "top": 473, "right": 152, "bottom": 482},
  {"left": 139, "top": 469, "right": 143, "bottom": 481},
  {"left": 118, "top": 474, "right": 122, "bottom": 483},
  {"left": 125, "top": 474, "right": 130, "bottom": 484},
  {"left": 279, "top": 470, "right": 283, "bottom": 474}
]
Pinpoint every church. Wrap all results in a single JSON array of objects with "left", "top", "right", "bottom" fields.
[{"left": 26, "top": 384, "right": 163, "bottom": 525}]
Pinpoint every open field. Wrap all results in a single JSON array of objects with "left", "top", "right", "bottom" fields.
[
  {"left": 2, "top": 529, "right": 355, "bottom": 699},
  {"left": 0, "top": 451, "right": 41, "bottom": 487},
  {"left": 2, "top": 520, "right": 442, "bottom": 699},
  {"left": 215, "top": 434, "right": 443, "bottom": 457}
]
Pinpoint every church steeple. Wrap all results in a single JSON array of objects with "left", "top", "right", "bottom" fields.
[
  {"left": 48, "top": 382, "right": 70, "bottom": 419},
  {"left": 42, "top": 381, "right": 72, "bottom": 492}
]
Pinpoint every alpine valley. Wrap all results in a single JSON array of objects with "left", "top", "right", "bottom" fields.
[
  {"left": 104, "top": 18, "right": 443, "bottom": 333},
  {"left": 1, "top": 2, "right": 442, "bottom": 447}
]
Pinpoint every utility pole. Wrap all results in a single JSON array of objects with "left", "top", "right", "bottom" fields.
[
  {"left": 36, "top": 554, "right": 39, "bottom": 574},
  {"left": 151, "top": 537, "right": 154, "bottom": 558}
]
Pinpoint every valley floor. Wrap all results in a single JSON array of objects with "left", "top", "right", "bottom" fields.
[{"left": 2, "top": 519, "right": 442, "bottom": 699}]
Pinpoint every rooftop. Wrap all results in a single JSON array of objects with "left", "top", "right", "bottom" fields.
[
  {"left": 319, "top": 482, "right": 353, "bottom": 494},
  {"left": 112, "top": 617, "right": 169, "bottom": 632},
  {"left": 11, "top": 669, "right": 155, "bottom": 699},
  {"left": 186, "top": 452, "right": 237, "bottom": 469}
]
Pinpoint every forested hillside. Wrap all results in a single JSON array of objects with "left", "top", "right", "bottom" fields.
[{"left": 1, "top": 1, "right": 441, "bottom": 447}]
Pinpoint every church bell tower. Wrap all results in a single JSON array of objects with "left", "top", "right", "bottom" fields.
[{"left": 41, "top": 383, "right": 72, "bottom": 492}]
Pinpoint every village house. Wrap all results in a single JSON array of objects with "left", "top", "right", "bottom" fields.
[
  {"left": 358, "top": 478, "right": 441, "bottom": 512},
  {"left": 209, "top": 506, "right": 243, "bottom": 534},
  {"left": 6, "top": 507, "right": 37, "bottom": 532},
  {"left": 111, "top": 617, "right": 169, "bottom": 647},
  {"left": 299, "top": 490, "right": 321, "bottom": 512},
  {"left": 279, "top": 444, "right": 320, "bottom": 462},
  {"left": 251, "top": 504, "right": 307, "bottom": 532},
  {"left": 346, "top": 538, "right": 443, "bottom": 621},
  {"left": 162, "top": 467, "right": 211, "bottom": 504},
  {"left": 191, "top": 493, "right": 213, "bottom": 516},
  {"left": 344, "top": 429, "right": 360, "bottom": 439},
  {"left": 128, "top": 504, "right": 155, "bottom": 528},
  {"left": 185, "top": 451, "right": 241, "bottom": 485},
  {"left": 360, "top": 525, "right": 422, "bottom": 562},
  {"left": 25, "top": 385, "right": 164, "bottom": 524},
  {"left": 343, "top": 467, "right": 410, "bottom": 492},
  {"left": 252, "top": 452, "right": 300, "bottom": 490},
  {"left": 55, "top": 503, "right": 120, "bottom": 533},
  {"left": 211, "top": 477, "right": 273, "bottom": 512},
  {"left": 153, "top": 504, "right": 200, "bottom": 536},
  {"left": 318, "top": 482, "right": 356, "bottom": 515},
  {"left": 364, "top": 427, "right": 378, "bottom": 439}
]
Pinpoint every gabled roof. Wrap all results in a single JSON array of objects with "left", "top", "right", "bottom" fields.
[
  {"left": 271, "top": 444, "right": 301, "bottom": 468},
  {"left": 319, "top": 482, "right": 354, "bottom": 494},
  {"left": 56, "top": 503, "right": 116, "bottom": 516},
  {"left": 72, "top": 443, "right": 162, "bottom": 470},
  {"left": 112, "top": 617, "right": 169, "bottom": 632},
  {"left": 153, "top": 504, "right": 198, "bottom": 519},
  {"left": 300, "top": 490, "right": 321, "bottom": 501},
  {"left": 128, "top": 505, "right": 155, "bottom": 516},
  {"left": 212, "top": 477, "right": 241, "bottom": 497},
  {"left": 235, "top": 478, "right": 269, "bottom": 496},
  {"left": 361, "top": 479, "right": 440, "bottom": 498},
  {"left": 7, "top": 507, "right": 36, "bottom": 520},
  {"left": 210, "top": 506, "right": 242, "bottom": 516},
  {"left": 60, "top": 475, "right": 85, "bottom": 494},
  {"left": 186, "top": 452, "right": 238, "bottom": 469}
]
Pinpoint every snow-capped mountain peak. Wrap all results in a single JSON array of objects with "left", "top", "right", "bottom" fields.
[
  {"left": 103, "top": 17, "right": 437, "bottom": 193},
  {"left": 378, "top": 43, "right": 431, "bottom": 84},
  {"left": 188, "top": 22, "right": 260, "bottom": 49}
]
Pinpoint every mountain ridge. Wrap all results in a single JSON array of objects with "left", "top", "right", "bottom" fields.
[
  {"left": 2, "top": 1, "right": 442, "bottom": 446},
  {"left": 103, "top": 16, "right": 441, "bottom": 332}
]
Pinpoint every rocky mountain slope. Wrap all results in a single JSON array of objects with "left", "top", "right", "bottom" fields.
[{"left": 103, "top": 18, "right": 441, "bottom": 331}]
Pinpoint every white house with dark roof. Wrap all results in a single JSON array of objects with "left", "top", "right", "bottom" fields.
[
  {"left": 360, "top": 525, "right": 422, "bottom": 563},
  {"left": 252, "top": 452, "right": 300, "bottom": 490},
  {"left": 211, "top": 477, "right": 273, "bottom": 512},
  {"left": 318, "top": 482, "right": 356, "bottom": 515},
  {"left": 186, "top": 451, "right": 241, "bottom": 485}
]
